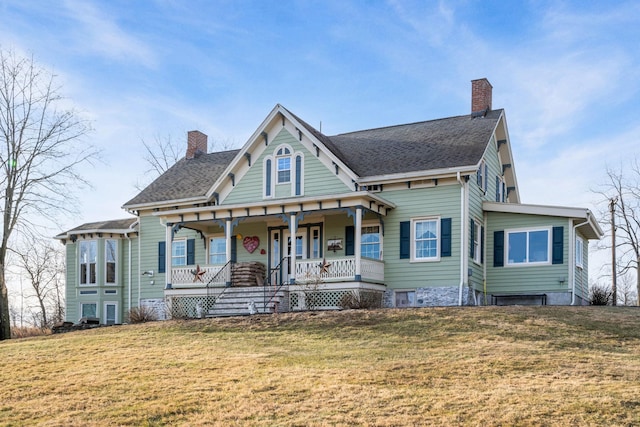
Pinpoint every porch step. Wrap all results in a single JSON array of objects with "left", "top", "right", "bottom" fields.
[{"left": 206, "top": 286, "right": 289, "bottom": 317}]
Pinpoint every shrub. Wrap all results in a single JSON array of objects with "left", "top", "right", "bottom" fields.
[
  {"left": 340, "top": 290, "right": 382, "bottom": 309},
  {"left": 589, "top": 284, "right": 612, "bottom": 306},
  {"left": 11, "top": 326, "right": 50, "bottom": 339},
  {"left": 127, "top": 306, "right": 158, "bottom": 323}
]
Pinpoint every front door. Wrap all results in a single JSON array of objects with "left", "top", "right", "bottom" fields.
[{"left": 270, "top": 229, "right": 306, "bottom": 285}]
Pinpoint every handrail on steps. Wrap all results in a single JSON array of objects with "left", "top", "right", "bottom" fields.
[
  {"left": 205, "top": 260, "right": 234, "bottom": 313},
  {"left": 264, "top": 256, "right": 290, "bottom": 312}
]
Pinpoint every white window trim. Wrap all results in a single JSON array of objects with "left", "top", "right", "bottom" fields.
[
  {"left": 80, "top": 302, "right": 98, "bottom": 319},
  {"left": 208, "top": 235, "right": 227, "bottom": 265},
  {"left": 275, "top": 144, "right": 293, "bottom": 185},
  {"left": 496, "top": 175, "right": 506, "bottom": 202},
  {"left": 505, "top": 227, "right": 552, "bottom": 267},
  {"left": 472, "top": 219, "right": 482, "bottom": 265},
  {"left": 104, "top": 301, "right": 118, "bottom": 325},
  {"left": 411, "top": 216, "right": 441, "bottom": 263},
  {"left": 105, "top": 239, "right": 117, "bottom": 285},
  {"left": 172, "top": 239, "right": 187, "bottom": 267},
  {"left": 78, "top": 240, "right": 97, "bottom": 287},
  {"left": 478, "top": 159, "right": 487, "bottom": 193},
  {"left": 361, "top": 221, "right": 383, "bottom": 260},
  {"left": 575, "top": 236, "right": 584, "bottom": 269}
]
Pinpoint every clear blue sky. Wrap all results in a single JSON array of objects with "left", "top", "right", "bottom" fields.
[{"left": 1, "top": 1, "right": 639, "bottom": 237}]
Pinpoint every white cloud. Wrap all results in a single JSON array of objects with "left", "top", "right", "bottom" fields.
[{"left": 61, "top": 0, "right": 156, "bottom": 67}]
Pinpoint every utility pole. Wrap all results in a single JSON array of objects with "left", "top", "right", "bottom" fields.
[{"left": 610, "top": 197, "right": 618, "bottom": 306}]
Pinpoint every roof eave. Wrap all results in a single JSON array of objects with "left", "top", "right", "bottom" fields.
[
  {"left": 358, "top": 165, "right": 478, "bottom": 185},
  {"left": 483, "top": 201, "right": 603, "bottom": 239}
]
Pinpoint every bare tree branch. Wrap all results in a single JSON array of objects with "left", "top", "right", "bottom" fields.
[{"left": 0, "top": 49, "right": 98, "bottom": 339}]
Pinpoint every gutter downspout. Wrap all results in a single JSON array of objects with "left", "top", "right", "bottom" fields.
[
  {"left": 483, "top": 211, "right": 488, "bottom": 306},
  {"left": 125, "top": 233, "right": 132, "bottom": 316},
  {"left": 571, "top": 219, "right": 590, "bottom": 305},
  {"left": 457, "top": 172, "right": 467, "bottom": 306}
]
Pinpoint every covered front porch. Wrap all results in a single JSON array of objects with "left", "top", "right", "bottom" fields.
[{"left": 155, "top": 191, "right": 394, "bottom": 317}]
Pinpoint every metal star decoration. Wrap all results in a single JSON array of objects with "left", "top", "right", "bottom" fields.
[
  {"left": 319, "top": 258, "right": 331, "bottom": 274},
  {"left": 191, "top": 264, "right": 205, "bottom": 282}
]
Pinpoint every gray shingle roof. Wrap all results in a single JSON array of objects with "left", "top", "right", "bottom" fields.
[
  {"left": 327, "top": 109, "right": 503, "bottom": 177},
  {"left": 123, "top": 149, "right": 239, "bottom": 207},
  {"left": 123, "top": 108, "right": 502, "bottom": 207},
  {"left": 55, "top": 217, "right": 138, "bottom": 239}
]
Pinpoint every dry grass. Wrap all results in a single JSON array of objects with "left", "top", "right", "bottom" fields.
[{"left": 1, "top": 306, "right": 639, "bottom": 426}]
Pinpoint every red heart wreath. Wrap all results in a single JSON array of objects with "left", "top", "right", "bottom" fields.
[{"left": 243, "top": 236, "right": 260, "bottom": 253}]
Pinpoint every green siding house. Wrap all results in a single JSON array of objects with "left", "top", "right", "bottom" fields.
[{"left": 56, "top": 79, "right": 603, "bottom": 324}]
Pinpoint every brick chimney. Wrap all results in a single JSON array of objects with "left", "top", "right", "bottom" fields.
[
  {"left": 471, "top": 78, "right": 493, "bottom": 114},
  {"left": 186, "top": 130, "right": 207, "bottom": 159}
]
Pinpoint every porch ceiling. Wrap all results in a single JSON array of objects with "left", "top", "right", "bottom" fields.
[{"left": 153, "top": 191, "right": 396, "bottom": 224}]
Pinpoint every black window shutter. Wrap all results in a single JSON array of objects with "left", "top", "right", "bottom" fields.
[
  {"left": 495, "top": 176, "right": 500, "bottom": 201},
  {"left": 480, "top": 226, "right": 485, "bottom": 263},
  {"left": 158, "top": 241, "right": 166, "bottom": 273},
  {"left": 187, "top": 239, "right": 195, "bottom": 265},
  {"left": 399, "top": 221, "right": 410, "bottom": 259},
  {"left": 441, "top": 218, "right": 452, "bottom": 257},
  {"left": 494, "top": 231, "right": 504, "bottom": 267},
  {"left": 469, "top": 220, "right": 475, "bottom": 258},
  {"left": 552, "top": 226, "right": 564, "bottom": 264},
  {"left": 231, "top": 236, "right": 237, "bottom": 263},
  {"left": 484, "top": 163, "right": 489, "bottom": 192},
  {"left": 265, "top": 159, "right": 271, "bottom": 196},
  {"left": 295, "top": 155, "right": 302, "bottom": 195},
  {"left": 345, "top": 226, "right": 355, "bottom": 256}
]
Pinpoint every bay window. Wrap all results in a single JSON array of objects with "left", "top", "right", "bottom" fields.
[
  {"left": 79, "top": 240, "right": 97, "bottom": 285},
  {"left": 105, "top": 239, "right": 117, "bottom": 284}
]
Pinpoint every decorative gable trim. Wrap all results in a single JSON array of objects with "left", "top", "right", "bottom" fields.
[{"left": 203, "top": 104, "right": 361, "bottom": 206}]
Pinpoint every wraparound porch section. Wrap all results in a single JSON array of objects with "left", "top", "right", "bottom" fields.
[{"left": 169, "top": 256, "right": 385, "bottom": 288}]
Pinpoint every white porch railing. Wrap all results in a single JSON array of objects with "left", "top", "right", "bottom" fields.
[
  {"left": 171, "top": 264, "right": 229, "bottom": 287},
  {"left": 294, "top": 257, "right": 384, "bottom": 283},
  {"left": 361, "top": 258, "right": 385, "bottom": 282}
]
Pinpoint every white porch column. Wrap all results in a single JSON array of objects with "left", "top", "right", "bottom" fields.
[
  {"left": 355, "top": 207, "right": 362, "bottom": 281},
  {"left": 165, "top": 223, "right": 172, "bottom": 289},
  {"left": 289, "top": 213, "right": 297, "bottom": 284},
  {"left": 225, "top": 218, "right": 233, "bottom": 287},
  {"left": 225, "top": 218, "right": 232, "bottom": 262}
]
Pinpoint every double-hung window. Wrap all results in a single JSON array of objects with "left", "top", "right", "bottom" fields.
[
  {"left": 575, "top": 236, "right": 584, "bottom": 269},
  {"left": 172, "top": 240, "right": 187, "bottom": 266},
  {"left": 471, "top": 220, "right": 482, "bottom": 264},
  {"left": 79, "top": 240, "right": 97, "bottom": 285},
  {"left": 209, "top": 237, "right": 226, "bottom": 265},
  {"left": 105, "top": 239, "right": 117, "bottom": 284},
  {"left": 276, "top": 147, "right": 291, "bottom": 183},
  {"left": 413, "top": 218, "right": 439, "bottom": 261},
  {"left": 361, "top": 225, "right": 382, "bottom": 259},
  {"left": 477, "top": 159, "right": 488, "bottom": 192},
  {"left": 506, "top": 228, "right": 550, "bottom": 265}
]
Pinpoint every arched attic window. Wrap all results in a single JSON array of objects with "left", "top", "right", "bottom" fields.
[{"left": 264, "top": 144, "right": 304, "bottom": 198}]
